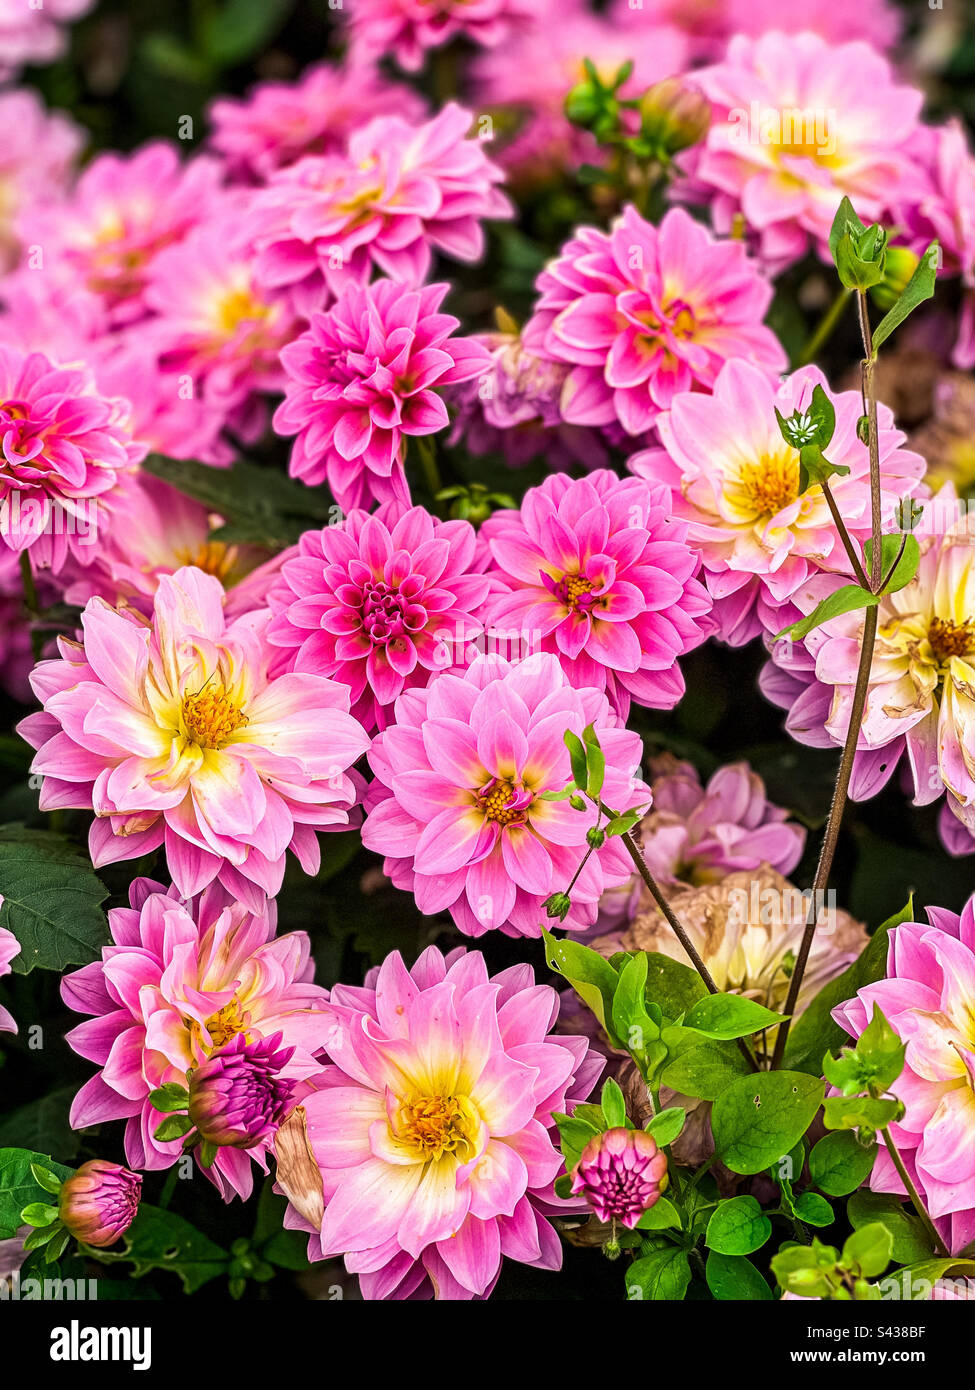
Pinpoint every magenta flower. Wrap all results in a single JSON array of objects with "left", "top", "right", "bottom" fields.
[
  {"left": 633, "top": 360, "right": 927, "bottom": 645},
  {"left": 208, "top": 61, "right": 427, "bottom": 181},
  {"left": 480, "top": 470, "right": 712, "bottom": 717},
  {"left": 275, "top": 945, "right": 602, "bottom": 1299},
  {"left": 62, "top": 878, "right": 329, "bottom": 1201},
  {"left": 58, "top": 1160, "right": 142, "bottom": 1248},
  {"left": 267, "top": 502, "right": 494, "bottom": 733},
  {"left": 833, "top": 898, "right": 975, "bottom": 1254},
  {"left": 607, "top": 0, "right": 901, "bottom": 59},
  {"left": 273, "top": 279, "right": 490, "bottom": 509},
  {"left": 0, "top": 0, "right": 93, "bottom": 79},
  {"left": 571, "top": 1128, "right": 668, "bottom": 1228},
  {"left": 17, "top": 142, "right": 224, "bottom": 328},
  {"left": 345, "top": 0, "right": 541, "bottom": 73},
  {"left": 18, "top": 566, "right": 370, "bottom": 908},
  {"left": 522, "top": 205, "right": 785, "bottom": 436},
  {"left": 0, "top": 922, "right": 19, "bottom": 1034},
  {"left": 362, "top": 652, "right": 650, "bottom": 938},
  {"left": 188, "top": 1032, "right": 297, "bottom": 1150},
  {"left": 0, "top": 88, "right": 82, "bottom": 271},
  {"left": 0, "top": 346, "right": 145, "bottom": 572},
  {"left": 677, "top": 33, "right": 923, "bottom": 272},
  {"left": 248, "top": 103, "right": 511, "bottom": 316}
]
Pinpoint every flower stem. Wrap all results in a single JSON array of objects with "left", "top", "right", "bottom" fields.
[
  {"left": 19, "top": 550, "right": 44, "bottom": 663},
  {"left": 821, "top": 479, "right": 870, "bottom": 589},
  {"left": 857, "top": 292, "right": 883, "bottom": 591},
  {"left": 412, "top": 435, "right": 442, "bottom": 500},
  {"left": 798, "top": 287, "right": 852, "bottom": 367},
  {"left": 881, "top": 1128, "right": 950, "bottom": 1257}
]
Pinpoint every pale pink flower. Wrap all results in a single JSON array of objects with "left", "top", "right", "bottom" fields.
[
  {"left": 266, "top": 502, "right": 494, "bottom": 733},
  {"left": 362, "top": 652, "right": 650, "bottom": 938},
  {"left": 0, "top": 88, "right": 82, "bottom": 271},
  {"left": 833, "top": 898, "right": 975, "bottom": 1254},
  {"left": 0, "top": 0, "right": 93, "bottom": 79},
  {"left": 0, "top": 345, "right": 145, "bottom": 572},
  {"left": 273, "top": 279, "right": 490, "bottom": 510},
  {"left": 144, "top": 196, "right": 301, "bottom": 439},
  {"left": 17, "top": 142, "right": 224, "bottom": 327},
  {"left": 17, "top": 566, "right": 371, "bottom": 910},
  {"left": 676, "top": 33, "right": 923, "bottom": 272},
  {"left": 480, "top": 470, "right": 711, "bottom": 717},
  {"left": 247, "top": 104, "right": 511, "bottom": 317},
  {"left": 345, "top": 0, "right": 544, "bottom": 72},
  {"left": 274, "top": 944, "right": 602, "bottom": 1298},
  {"left": 0, "top": 921, "right": 19, "bottom": 1033},
  {"left": 208, "top": 62, "right": 427, "bottom": 181},
  {"left": 62, "top": 878, "right": 330, "bottom": 1201},
  {"left": 632, "top": 361, "right": 927, "bottom": 645},
  {"left": 522, "top": 205, "right": 785, "bottom": 437}
]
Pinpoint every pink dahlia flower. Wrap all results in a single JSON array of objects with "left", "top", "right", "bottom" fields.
[
  {"left": 521, "top": 205, "right": 785, "bottom": 436},
  {"left": 445, "top": 324, "right": 609, "bottom": 471},
  {"left": 266, "top": 502, "right": 494, "bottom": 733},
  {"left": 761, "top": 495, "right": 975, "bottom": 842},
  {"left": 273, "top": 279, "right": 490, "bottom": 509},
  {"left": 188, "top": 1032, "right": 297, "bottom": 1150},
  {"left": 480, "top": 469, "right": 712, "bottom": 717},
  {"left": 571, "top": 1127, "right": 668, "bottom": 1228},
  {"left": 895, "top": 121, "right": 975, "bottom": 370},
  {"left": 345, "top": 0, "right": 542, "bottom": 72},
  {"left": 17, "top": 142, "right": 224, "bottom": 328},
  {"left": 608, "top": 0, "right": 900, "bottom": 59},
  {"left": 631, "top": 360, "right": 927, "bottom": 645},
  {"left": 0, "top": 922, "right": 19, "bottom": 1033},
  {"left": 18, "top": 566, "right": 370, "bottom": 909},
  {"left": 833, "top": 898, "right": 975, "bottom": 1254},
  {"left": 0, "top": 0, "right": 93, "bottom": 79},
  {"left": 362, "top": 652, "right": 651, "bottom": 938},
  {"left": 0, "top": 345, "right": 145, "bottom": 572},
  {"left": 208, "top": 62, "right": 427, "bottom": 182},
  {"left": 144, "top": 196, "right": 301, "bottom": 439},
  {"left": 676, "top": 33, "right": 923, "bottom": 272},
  {"left": 247, "top": 103, "right": 511, "bottom": 317},
  {"left": 275, "top": 944, "right": 602, "bottom": 1299},
  {"left": 58, "top": 1161, "right": 141, "bottom": 1248},
  {"left": 62, "top": 878, "right": 330, "bottom": 1201},
  {"left": 0, "top": 89, "right": 82, "bottom": 271}
]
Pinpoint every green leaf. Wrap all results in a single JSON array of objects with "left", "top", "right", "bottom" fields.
[
  {"left": 29, "top": 1164, "right": 63, "bottom": 1198},
  {"left": 822, "top": 1094, "right": 902, "bottom": 1132},
  {"left": 705, "top": 1196, "right": 772, "bottom": 1256},
  {"left": 626, "top": 1246, "right": 692, "bottom": 1301},
  {"left": 0, "top": 1149, "right": 73, "bottom": 1240},
  {"left": 612, "top": 951, "right": 656, "bottom": 1056},
  {"left": 809, "top": 1131, "right": 878, "bottom": 1197},
  {"left": 86, "top": 1204, "right": 229, "bottom": 1295},
  {"left": 784, "top": 899, "right": 912, "bottom": 1074},
  {"left": 563, "top": 730, "right": 589, "bottom": 791},
  {"left": 21, "top": 1202, "right": 59, "bottom": 1228},
  {"left": 149, "top": 1084, "right": 190, "bottom": 1114},
  {"left": 892, "top": 1257, "right": 975, "bottom": 1298},
  {"left": 643, "top": 952, "right": 708, "bottom": 1017},
  {"left": 542, "top": 929, "right": 620, "bottom": 1041},
  {"left": 842, "top": 1223, "right": 893, "bottom": 1279},
  {"left": 600, "top": 1078, "right": 627, "bottom": 1129},
  {"left": 581, "top": 723, "right": 605, "bottom": 797},
  {"left": 863, "top": 533, "right": 920, "bottom": 594},
  {"left": 775, "top": 582, "right": 879, "bottom": 643},
  {"left": 706, "top": 1251, "right": 773, "bottom": 1301},
  {"left": 0, "top": 1090, "right": 81, "bottom": 1161},
  {"left": 793, "top": 1192, "right": 834, "bottom": 1228},
  {"left": 660, "top": 1038, "right": 750, "bottom": 1101},
  {"left": 847, "top": 1191, "right": 934, "bottom": 1264},
  {"left": 684, "top": 993, "right": 787, "bottom": 1041},
  {"left": 605, "top": 810, "right": 643, "bottom": 837},
  {"left": 711, "top": 1072, "right": 824, "bottom": 1175},
  {"left": 553, "top": 1113, "right": 600, "bottom": 1172},
  {"left": 0, "top": 828, "right": 109, "bottom": 975},
  {"left": 153, "top": 1114, "right": 194, "bottom": 1142},
  {"left": 634, "top": 1196, "right": 681, "bottom": 1232},
  {"left": 829, "top": 197, "right": 867, "bottom": 264},
  {"left": 199, "top": 0, "right": 296, "bottom": 66},
  {"left": 872, "top": 241, "right": 939, "bottom": 351},
  {"left": 645, "top": 1107, "right": 685, "bottom": 1148}
]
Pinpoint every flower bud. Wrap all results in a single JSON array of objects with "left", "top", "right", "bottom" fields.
[
  {"left": 870, "top": 246, "right": 921, "bottom": 311},
  {"left": 188, "top": 1032, "right": 297, "bottom": 1149},
  {"left": 58, "top": 1161, "right": 142, "bottom": 1248},
  {"left": 570, "top": 1127, "right": 668, "bottom": 1228},
  {"left": 639, "top": 78, "right": 710, "bottom": 157},
  {"left": 544, "top": 891, "right": 572, "bottom": 922}
]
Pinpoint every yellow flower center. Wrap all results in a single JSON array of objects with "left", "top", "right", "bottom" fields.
[
  {"left": 202, "top": 998, "right": 251, "bottom": 1049},
  {"left": 563, "top": 574, "right": 594, "bottom": 608},
  {"left": 216, "top": 286, "right": 270, "bottom": 336},
  {"left": 733, "top": 453, "right": 801, "bottom": 519},
  {"left": 181, "top": 682, "right": 248, "bottom": 750},
  {"left": 173, "top": 540, "right": 238, "bottom": 583},
  {"left": 481, "top": 779, "right": 520, "bottom": 825},
  {"left": 394, "top": 1093, "right": 480, "bottom": 1164},
  {"left": 928, "top": 616, "right": 975, "bottom": 665}
]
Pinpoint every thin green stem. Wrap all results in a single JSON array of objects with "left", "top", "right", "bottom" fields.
[
  {"left": 797, "top": 287, "right": 852, "bottom": 367},
  {"left": 19, "top": 550, "right": 43, "bottom": 663},
  {"left": 857, "top": 293, "right": 883, "bottom": 591},
  {"left": 412, "top": 436, "right": 442, "bottom": 500},
  {"left": 158, "top": 1167, "right": 179, "bottom": 1211},
  {"left": 881, "top": 1128, "right": 950, "bottom": 1257}
]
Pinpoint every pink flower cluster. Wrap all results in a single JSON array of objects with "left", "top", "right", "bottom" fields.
[
  {"left": 345, "top": 0, "right": 541, "bottom": 73},
  {"left": 0, "top": 0, "right": 93, "bottom": 80}
]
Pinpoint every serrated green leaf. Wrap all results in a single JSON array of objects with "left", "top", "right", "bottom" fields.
[{"left": 0, "top": 828, "right": 109, "bottom": 975}]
